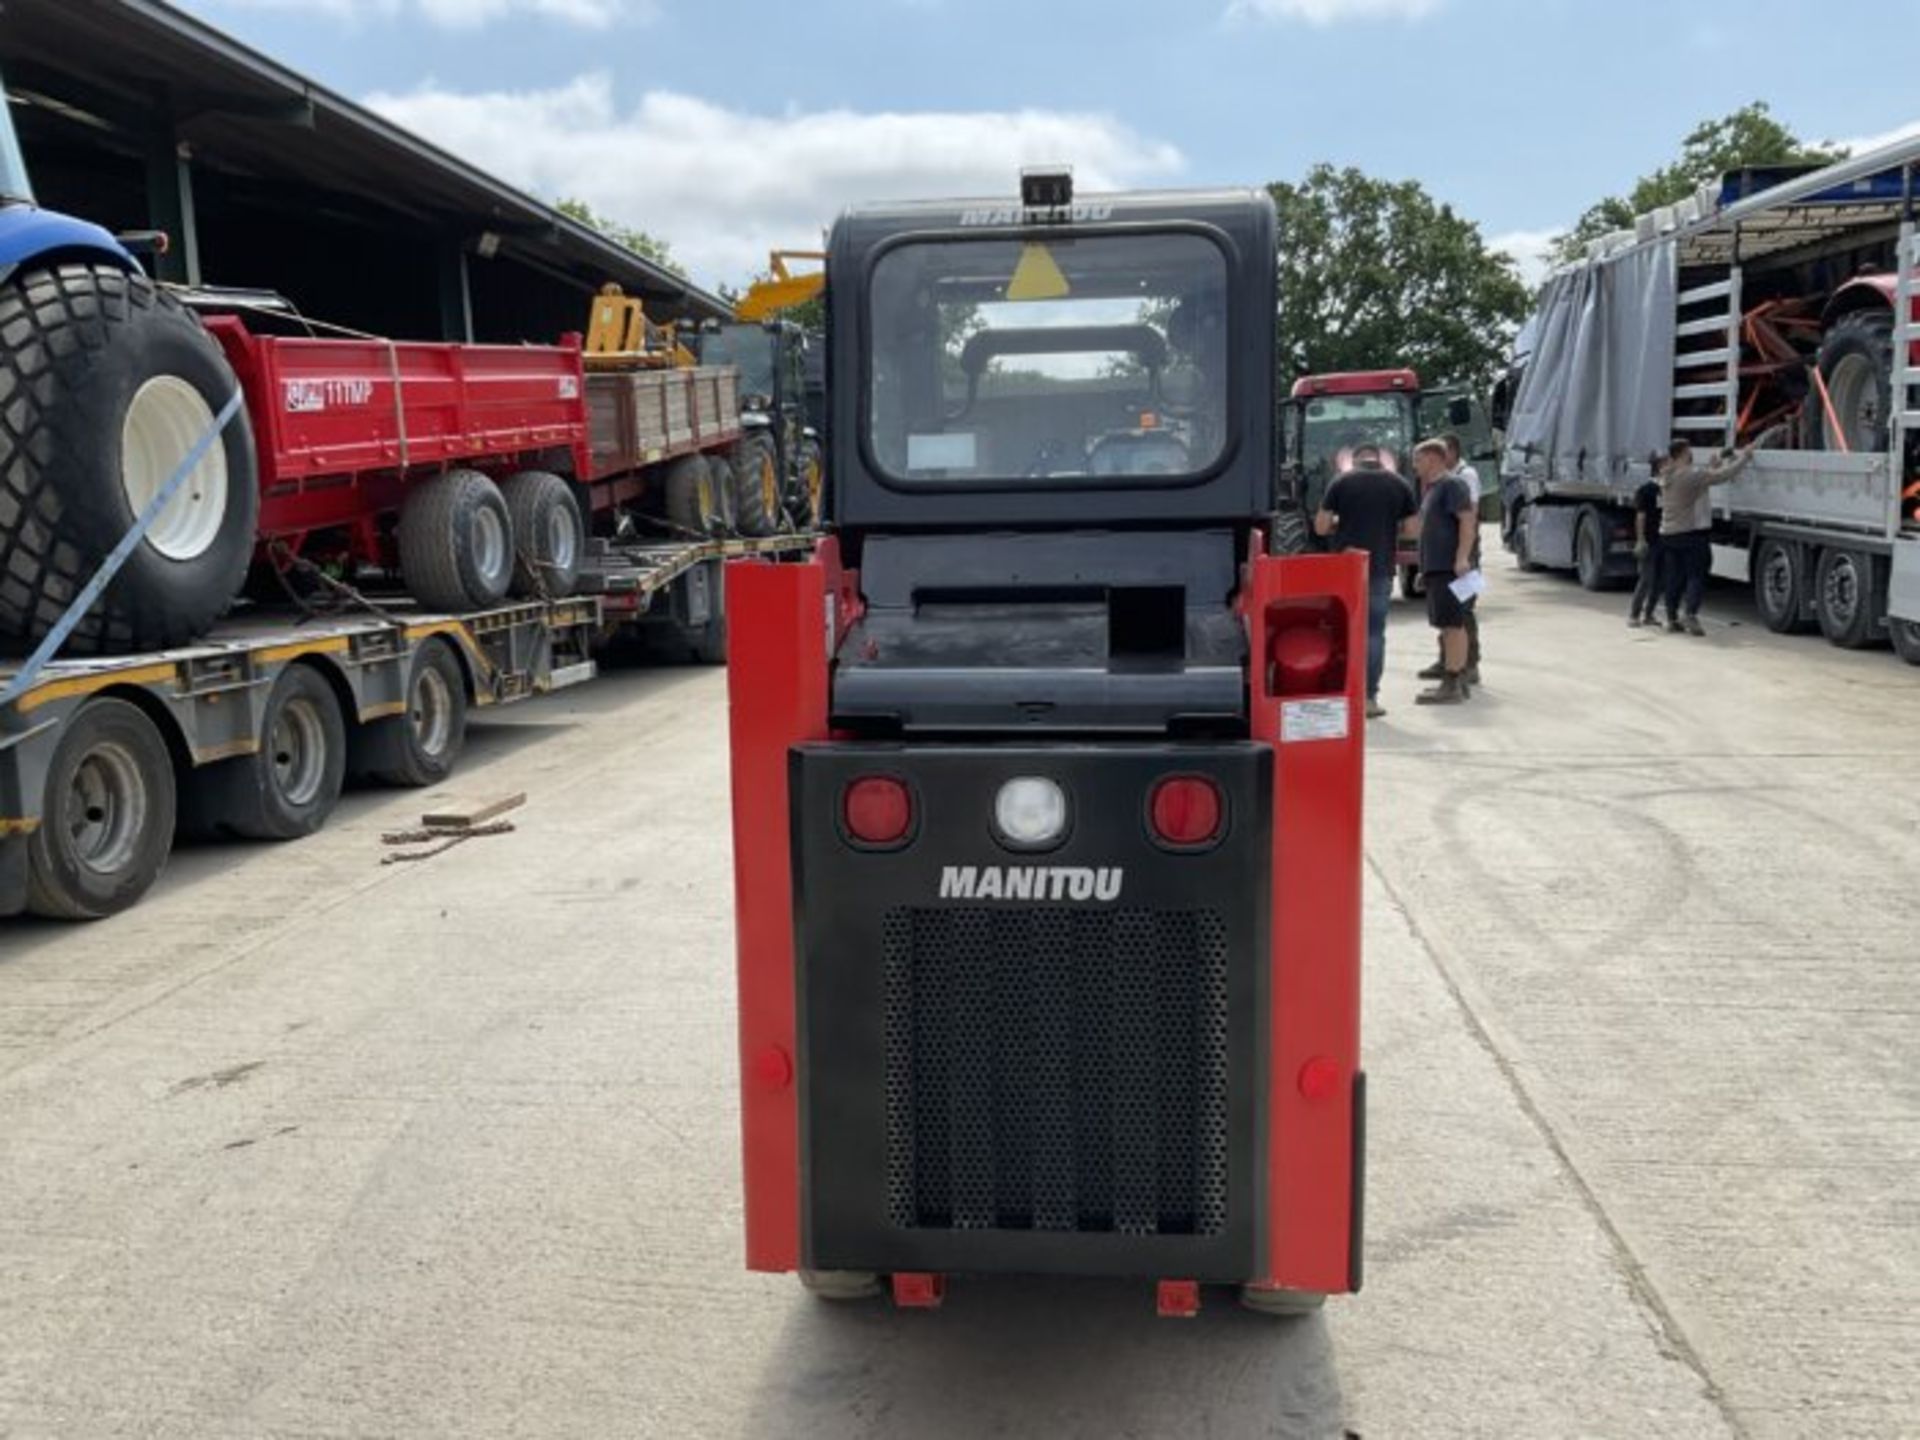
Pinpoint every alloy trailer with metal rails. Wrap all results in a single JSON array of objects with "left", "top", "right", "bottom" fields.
[
  {"left": 725, "top": 172, "right": 1368, "bottom": 1318},
  {"left": 1, "top": 531, "right": 808, "bottom": 922},
  {"left": 1502, "top": 134, "right": 1920, "bottom": 661}
]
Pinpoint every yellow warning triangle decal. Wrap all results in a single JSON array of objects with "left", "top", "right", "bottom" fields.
[{"left": 1006, "top": 243, "right": 1070, "bottom": 302}]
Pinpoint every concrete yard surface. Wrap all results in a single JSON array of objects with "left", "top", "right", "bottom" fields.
[{"left": 1, "top": 564, "right": 1916, "bottom": 1438}]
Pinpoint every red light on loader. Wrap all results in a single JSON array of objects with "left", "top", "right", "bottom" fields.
[
  {"left": 1149, "top": 776, "right": 1222, "bottom": 848},
  {"left": 843, "top": 776, "right": 912, "bottom": 846},
  {"left": 1265, "top": 599, "right": 1349, "bottom": 697}
]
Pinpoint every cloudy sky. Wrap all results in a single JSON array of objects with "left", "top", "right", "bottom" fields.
[{"left": 179, "top": 0, "right": 1918, "bottom": 291}]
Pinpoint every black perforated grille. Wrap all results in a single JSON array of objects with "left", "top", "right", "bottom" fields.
[{"left": 882, "top": 906, "right": 1229, "bottom": 1237}]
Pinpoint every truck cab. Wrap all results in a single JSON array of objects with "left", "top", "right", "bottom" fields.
[{"left": 724, "top": 173, "right": 1368, "bottom": 1315}]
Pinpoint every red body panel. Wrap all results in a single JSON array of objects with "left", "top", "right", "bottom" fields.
[
  {"left": 203, "top": 317, "right": 593, "bottom": 558},
  {"left": 724, "top": 542, "right": 843, "bottom": 1271},
  {"left": 1826, "top": 272, "right": 1920, "bottom": 365},
  {"left": 1244, "top": 545, "right": 1368, "bottom": 1292}
]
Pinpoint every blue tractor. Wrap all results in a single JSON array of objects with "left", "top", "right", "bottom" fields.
[{"left": 0, "top": 74, "right": 257, "bottom": 655}]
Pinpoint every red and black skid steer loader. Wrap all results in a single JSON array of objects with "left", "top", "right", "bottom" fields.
[{"left": 725, "top": 170, "right": 1366, "bottom": 1317}]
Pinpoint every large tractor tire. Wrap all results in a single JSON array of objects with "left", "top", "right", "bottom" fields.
[
  {"left": 1813, "top": 309, "right": 1894, "bottom": 454},
  {"left": 792, "top": 437, "right": 826, "bottom": 530},
  {"left": 26, "top": 696, "right": 177, "bottom": 920},
  {"left": 730, "top": 433, "right": 782, "bottom": 538},
  {"left": 1268, "top": 504, "right": 1311, "bottom": 556},
  {"left": 182, "top": 662, "right": 346, "bottom": 841},
  {"left": 664, "top": 454, "right": 726, "bottom": 537},
  {"left": 0, "top": 262, "right": 259, "bottom": 656},
  {"left": 500, "top": 469, "right": 582, "bottom": 599},
  {"left": 396, "top": 468, "right": 514, "bottom": 612}
]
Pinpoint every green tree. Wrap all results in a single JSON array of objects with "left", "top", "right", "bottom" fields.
[
  {"left": 1270, "top": 165, "right": 1533, "bottom": 395},
  {"left": 1549, "top": 103, "right": 1847, "bottom": 266},
  {"left": 555, "top": 197, "right": 685, "bottom": 278}
]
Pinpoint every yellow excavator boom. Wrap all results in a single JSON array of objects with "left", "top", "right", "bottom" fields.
[{"left": 733, "top": 249, "right": 827, "bottom": 323}]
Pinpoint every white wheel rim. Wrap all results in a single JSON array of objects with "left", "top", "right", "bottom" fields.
[
  {"left": 1827, "top": 354, "right": 1880, "bottom": 451},
  {"left": 473, "top": 504, "right": 507, "bottom": 587},
  {"left": 546, "top": 505, "right": 577, "bottom": 570},
  {"left": 121, "top": 376, "right": 229, "bottom": 562},
  {"left": 68, "top": 741, "right": 148, "bottom": 875}
]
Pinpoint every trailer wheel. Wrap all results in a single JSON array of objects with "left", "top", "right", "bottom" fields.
[
  {"left": 1238, "top": 1286, "right": 1326, "bottom": 1318},
  {"left": 501, "top": 470, "right": 582, "bottom": 599},
  {"left": 186, "top": 663, "right": 346, "bottom": 840},
  {"left": 397, "top": 469, "right": 515, "bottom": 612},
  {"left": 1574, "top": 508, "right": 1609, "bottom": 591},
  {"left": 357, "top": 638, "right": 468, "bottom": 787},
  {"left": 0, "top": 262, "right": 259, "bottom": 656},
  {"left": 664, "top": 454, "right": 725, "bottom": 537},
  {"left": 25, "top": 697, "right": 177, "bottom": 920},
  {"left": 1752, "top": 537, "right": 1814, "bottom": 634},
  {"left": 1813, "top": 547, "right": 1885, "bottom": 650},
  {"left": 729, "top": 433, "right": 782, "bottom": 538},
  {"left": 1511, "top": 510, "right": 1545, "bottom": 573},
  {"left": 1890, "top": 618, "right": 1920, "bottom": 666},
  {"left": 1813, "top": 309, "right": 1894, "bottom": 454}
]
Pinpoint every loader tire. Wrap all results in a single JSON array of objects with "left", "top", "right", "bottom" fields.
[
  {"left": 0, "top": 261, "right": 258, "bottom": 656},
  {"left": 397, "top": 468, "right": 514, "bottom": 612},
  {"left": 664, "top": 454, "right": 725, "bottom": 537},
  {"left": 793, "top": 437, "right": 825, "bottom": 530},
  {"left": 1813, "top": 309, "right": 1894, "bottom": 454},
  {"left": 1267, "top": 503, "right": 1311, "bottom": 556},
  {"left": 1238, "top": 1286, "right": 1326, "bottom": 1318},
  {"left": 26, "top": 697, "right": 177, "bottom": 920},
  {"left": 182, "top": 662, "right": 346, "bottom": 840},
  {"left": 730, "top": 433, "right": 782, "bottom": 538},
  {"left": 501, "top": 469, "right": 582, "bottom": 599}
]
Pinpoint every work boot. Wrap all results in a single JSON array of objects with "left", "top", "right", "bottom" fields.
[
  {"left": 1365, "top": 698, "right": 1387, "bottom": 720},
  {"left": 1665, "top": 616, "right": 1684, "bottom": 634},
  {"left": 1417, "top": 659, "right": 1448, "bottom": 680},
  {"left": 1684, "top": 614, "right": 1706, "bottom": 637},
  {"left": 1414, "top": 671, "right": 1470, "bottom": 706},
  {"left": 1627, "top": 614, "right": 1644, "bottom": 628},
  {"left": 1465, "top": 665, "right": 1482, "bottom": 687}
]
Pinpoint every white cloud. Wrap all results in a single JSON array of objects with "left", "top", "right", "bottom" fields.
[
  {"left": 210, "top": 0, "right": 649, "bottom": 29},
  {"left": 1832, "top": 119, "right": 1920, "bottom": 158},
  {"left": 1227, "top": 0, "right": 1441, "bottom": 23},
  {"left": 1489, "top": 227, "right": 1561, "bottom": 288},
  {"left": 366, "top": 75, "right": 1186, "bottom": 288}
]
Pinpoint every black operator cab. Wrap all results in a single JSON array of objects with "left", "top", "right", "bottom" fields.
[{"left": 826, "top": 172, "right": 1279, "bottom": 737}]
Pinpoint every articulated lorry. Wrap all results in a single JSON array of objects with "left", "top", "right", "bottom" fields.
[
  {"left": 0, "top": 70, "right": 814, "bottom": 921},
  {"left": 1500, "top": 135, "right": 1920, "bottom": 663}
]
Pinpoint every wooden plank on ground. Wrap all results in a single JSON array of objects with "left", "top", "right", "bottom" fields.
[{"left": 420, "top": 792, "right": 527, "bottom": 830}]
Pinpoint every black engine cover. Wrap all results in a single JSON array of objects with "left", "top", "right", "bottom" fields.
[{"left": 791, "top": 742, "right": 1271, "bottom": 1280}]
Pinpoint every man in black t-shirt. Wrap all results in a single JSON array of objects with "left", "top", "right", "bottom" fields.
[
  {"left": 1315, "top": 444, "right": 1418, "bottom": 719},
  {"left": 1628, "top": 456, "right": 1664, "bottom": 627},
  {"left": 1411, "top": 439, "right": 1478, "bottom": 705}
]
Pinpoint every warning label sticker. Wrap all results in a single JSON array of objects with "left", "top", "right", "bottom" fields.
[{"left": 1281, "top": 698, "right": 1350, "bottom": 744}]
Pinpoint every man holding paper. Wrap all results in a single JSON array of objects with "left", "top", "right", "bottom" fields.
[{"left": 1411, "top": 439, "right": 1479, "bottom": 706}]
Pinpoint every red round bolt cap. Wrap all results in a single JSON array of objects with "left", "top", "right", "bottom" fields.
[
  {"left": 753, "top": 1045, "right": 794, "bottom": 1092},
  {"left": 1297, "top": 1056, "right": 1342, "bottom": 1101}
]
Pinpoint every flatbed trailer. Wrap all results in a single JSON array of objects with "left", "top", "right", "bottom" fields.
[
  {"left": 1, "top": 532, "right": 812, "bottom": 921},
  {"left": 1502, "top": 134, "right": 1920, "bottom": 662}
]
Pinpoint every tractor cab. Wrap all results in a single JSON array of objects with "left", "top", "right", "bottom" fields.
[{"left": 724, "top": 172, "right": 1368, "bottom": 1316}]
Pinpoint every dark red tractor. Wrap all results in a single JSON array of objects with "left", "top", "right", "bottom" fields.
[{"left": 725, "top": 171, "right": 1367, "bottom": 1317}]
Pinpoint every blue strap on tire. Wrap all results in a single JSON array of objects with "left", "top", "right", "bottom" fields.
[{"left": 1, "top": 388, "right": 244, "bottom": 710}]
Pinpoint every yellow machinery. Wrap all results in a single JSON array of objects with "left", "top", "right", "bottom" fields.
[
  {"left": 584, "top": 284, "right": 695, "bottom": 370},
  {"left": 733, "top": 250, "right": 826, "bottom": 323}
]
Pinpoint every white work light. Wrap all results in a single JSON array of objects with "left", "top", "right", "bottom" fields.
[{"left": 995, "top": 777, "right": 1069, "bottom": 848}]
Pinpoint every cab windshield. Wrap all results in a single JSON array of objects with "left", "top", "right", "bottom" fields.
[
  {"left": 1298, "top": 393, "right": 1416, "bottom": 481},
  {"left": 0, "top": 80, "right": 35, "bottom": 206},
  {"left": 867, "top": 231, "right": 1229, "bottom": 485},
  {"left": 700, "top": 324, "right": 776, "bottom": 401}
]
